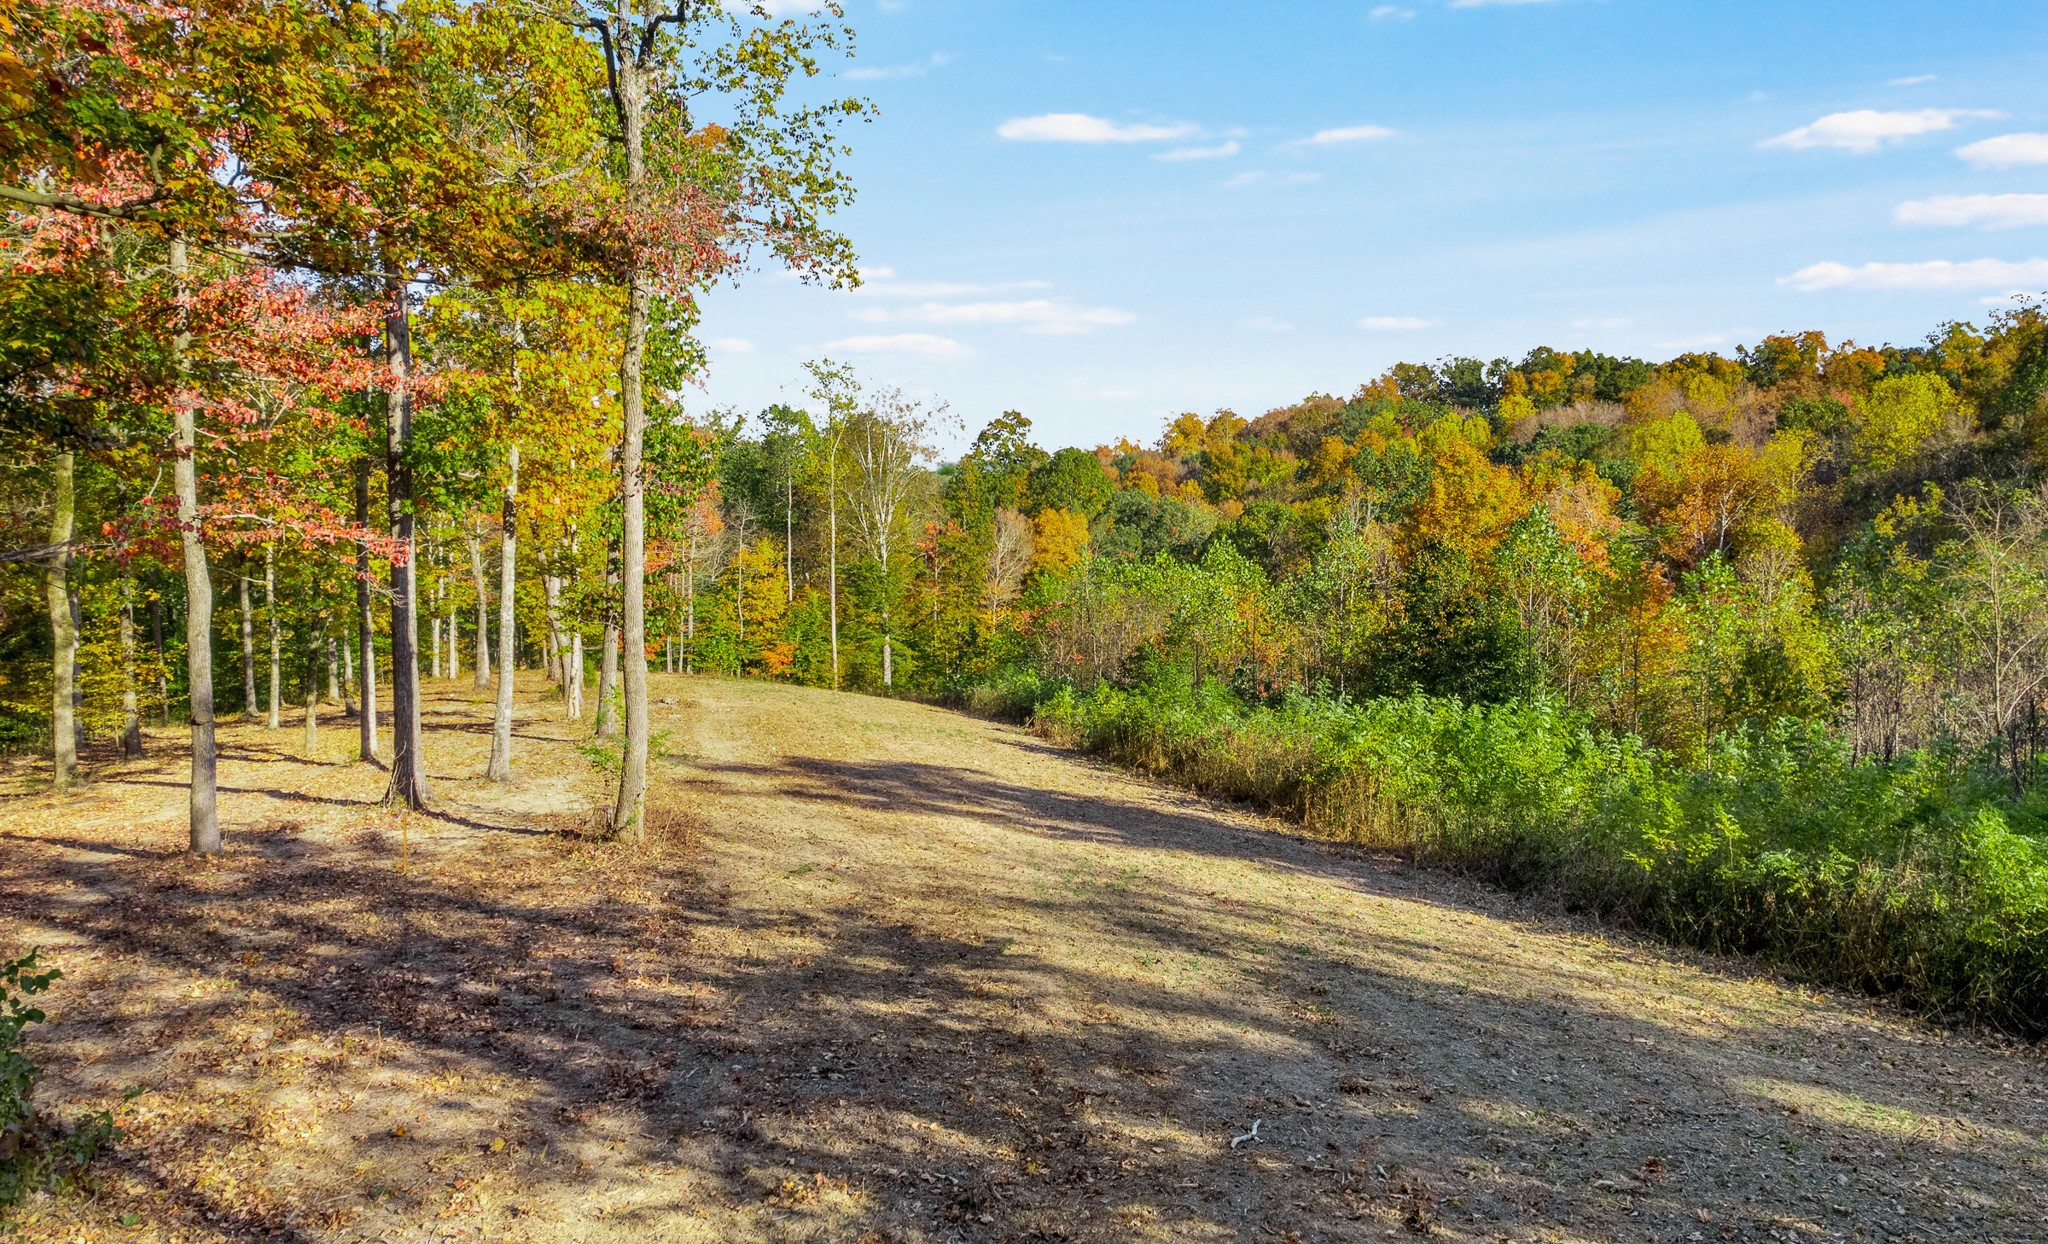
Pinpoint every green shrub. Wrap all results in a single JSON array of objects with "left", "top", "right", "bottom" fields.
[
  {"left": 2, "top": 950, "right": 127, "bottom": 1215},
  {"left": 1016, "top": 675, "right": 2048, "bottom": 1033}
]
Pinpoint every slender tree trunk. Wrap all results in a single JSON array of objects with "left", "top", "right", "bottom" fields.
[
  {"left": 488, "top": 445, "right": 519, "bottom": 782},
  {"left": 239, "top": 570, "right": 256, "bottom": 716},
  {"left": 355, "top": 457, "right": 379, "bottom": 761},
  {"left": 326, "top": 631, "right": 341, "bottom": 703},
  {"left": 543, "top": 572, "right": 563, "bottom": 685},
  {"left": 265, "top": 544, "right": 281, "bottom": 730},
  {"left": 828, "top": 437, "right": 841, "bottom": 689},
  {"left": 569, "top": 629, "right": 585, "bottom": 720},
  {"left": 786, "top": 476, "right": 794, "bottom": 603},
  {"left": 429, "top": 569, "right": 443, "bottom": 679},
  {"left": 121, "top": 576, "right": 142, "bottom": 758},
  {"left": 596, "top": 539, "right": 620, "bottom": 737},
  {"left": 170, "top": 239, "right": 219, "bottom": 853},
  {"left": 469, "top": 526, "right": 491, "bottom": 688},
  {"left": 304, "top": 612, "right": 323, "bottom": 756},
  {"left": 446, "top": 596, "right": 459, "bottom": 683},
  {"left": 150, "top": 591, "right": 167, "bottom": 727},
  {"left": 341, "top": 623, "right": 358, "bottom": 716},
  {"left": 385, "top": 278, "right": 430, "bottom": 807},
  {"left": 46, "top": 450, "right": 76, "bottom": 788}
]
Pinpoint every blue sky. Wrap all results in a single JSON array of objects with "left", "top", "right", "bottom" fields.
[{"left": 696, "top": 0, "right": 2048, "bottom": 452}]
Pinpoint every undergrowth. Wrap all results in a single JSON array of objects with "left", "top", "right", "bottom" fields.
[
  {"left": 2, "top": 950, "right": 127, "bottom": 1221},
  {"left": 1008, "top": 676, "right": 2048, "bottom": 1034}
]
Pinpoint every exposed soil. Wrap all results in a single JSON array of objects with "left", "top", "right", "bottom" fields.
[{"left": 3, "top": 673, "right": 2046, "bottom": 1243}]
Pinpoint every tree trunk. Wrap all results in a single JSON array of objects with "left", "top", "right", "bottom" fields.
[
  {"left": 488, "top": 444, "right": 519, "bottom": 782},
  {"left": 384, "top": 278, "right": 431, "bottom": 808},
  {"left": 265, "top": 544, "right": 281, "bottom": 730},
  {"left": 326, "top": 631, "right": 341, "bottom": 703},
  {"left": 341, "top": 622, "right": 358, "bottom": 716},
  {"left": 170, "top": 239, "right": 220, "bottom": 853},
  {"left": 786, "top": 476, "right": 794, "bottom": 603},
  {"left": 120, "top": 576, "right": 142, "bottom": 758},
  {"left": 469, "top": 526, "right": 492, "bottom": 689},
  {"left": 239, "top": 570, "right": 257, "bottom": 716},
  {"left": 355, "top": 457, "right": 379, "bottom": 761},
  {"left": 596, "top": 539, "right": 620, "bottom": 737},
  {"left": 828, "top": 436, "right": 841, "bottom": 689},
  {"left": 150, "top": 590, "right": 168, "bottom": 726},
  {"left": 304, "top": 613, "right": 323, "bottom": 756},
  {"left": 46, "top": 450, "right": 76, "bottom": 788},
  {"left": 543, "top": 571, "right": 563, "bottom": 685},
  {"left": 611, "top": 43, "right": 652, "bottom": 842},
  {"left": 429, "top": 568, "right": 443, "bottom": 679}
]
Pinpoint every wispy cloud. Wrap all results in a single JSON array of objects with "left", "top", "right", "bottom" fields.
[
  {"left": 1223, "top": 170, "right": 1267, "bottom": 189},
  {"left": 709, "top": 336, "right": 758, "bottom": 354},
  {"left": 1956, "top": 133, "right": 2048, "bottom": 168},
  {"left": 1761, "top": 108, "right": 1999, "bottom": 154},
  {"left": 823, "top": 333, "right": 970, "bottom": 357},
  {"left": 1367, "top": 5, "right": 1416, "bottom": 19},
  {"left": 1155, "top": 140, "right": 1241, "bottom": 162},
  {"left": 858, "top": 277, "right": 1053, "bottom": 299},
  {"left": 1570, "top": 317, "right": 1633, "bottom": 331},
  {"left": 1782, "top": 257, "right": 2048, "bottom": 292},
  {"left": 1359, "top": 315, "right": 1435, "bottom": 330},
  {"left": 1889, "top": 74, "right": 1939, "bottom": 86},
  {"left": 1240, "top": 315, "right": 1294, "bottom": 333},
  {"left": 1293, "top": 124, "right": 1397, "bottom": 146},
  {"left": 846, "top": 52, "right": 952, "bottom": 81},
  {"left": 1448, "top": 0, "right": 1562, "bottom": 7},
  {"left": 870, "top": 299, "right": 1136, "bottom": 336},
  {"left": 1896, "top": 194, "right": 2048, "bottom": 230},
  {"left": 996, "top": 113, "right": 1198, "bottom": 143}
]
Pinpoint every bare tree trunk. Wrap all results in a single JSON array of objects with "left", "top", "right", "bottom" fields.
[
  {"left": 265, "top": 544, "right": 281, "bottom": 730},
  {"left": 326, "top": 631, "right": 341, "bottom": 703},
  {"left": 786, "top": 476, "right": 794, "bottom": 603},
  {"left": 385, "top": 278, "right": 431, "bottom": 808},
  {"left": 469, "top": 526, "right": 491, "bottom": 689},
  {"left": 121, "top": 576, "right": 142, "bottom": 758},
  {"left": 150, "top": 590, "right": 167, "bottom": 726},
  {"left": 46, "top": 450, "right": 76, "bottom": 788},
  {"left": 341, "top": 623, "right": 358, "bottom": 716},
  {"left": 304, "top": 612, "right": 323, "bottom": 756},
  {"left": 488, "top": 445, "right": 519, "bottom": 782},
  {"left": 543, "top": 571, "right": 563, "bottom": 685},
  {"left": 596, "top": 539, "right": 620, "bottom": 737},
  {"left": 828, "top": 438, "right": 840, "bottom": 689},
  {"left": 170, "top": 239, "right": 219, "bottom": 853},
  {"left": 429, "top": 564, "right": 443, "bottom": 679},
  {"left": 355, "top": 457, "right": 380, "bottom": 762},
  {"left": 239, "top": 570, "right": 257, "bottom": 716}
]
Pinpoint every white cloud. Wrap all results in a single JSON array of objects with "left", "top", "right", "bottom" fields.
[
  {"left": 1155, "top": 140, "right": 1241, "bottom": 162},
  {"left": 845, "top": 52, "right": 952, "bottom": 81},
  {"left": 1222, "top": 170, "right": 1267, "bottom": 189},
  {"left": 1368, "top": 5, "right": 1415, "bottom": 18},
  {"left": 884, "top": 299, "right": 1137, "bottom": 335},
  {"left": 1359, "top": 315, "right": 1435, "bottom": 330},
  {"left": 1889, "top": 74, "right": 1938, "bottom": 86},
  {"left": 1449, "top": 0, "right": 1561, "bottom": 7},
  {"left": 756, "top": 0, "right": 819, "bottom": 15},
  {"left": 823, "top": 333, "right": 969, "bottom": 357},
  {"left": 710, "top": 336, "right": 758, "bottom": 354},
  {"left": 996, "top": 113, "right": 1198, "bottom": 143},
  {"left": 1761, "top": 108, "right": 1999, "bottom": 154},
  {"left": 1294, "top": 124, "right": 1397, "bottom": 146},
  {"left": 858, "top": 277, "right": 1052, "bottom": 298},
  {"left": 1956, "top": 133, "right": 2048, "bottom": 167},
  {"left": 1241, "top": 315, "right": 1294, "bottom": 333},
  {"left": 1782, "top": 257, "right": 2048, "bottom": 292},
  {"left": 857, "top": 265, "right": 896, "bottom": 282},
  {"left": 1896, "top": 194, "right": 2048, "bottom": 230}
]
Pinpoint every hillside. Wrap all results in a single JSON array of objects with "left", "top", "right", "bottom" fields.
[{"left": 3, "top": 675, "right": 2046, "bottom": 1242}]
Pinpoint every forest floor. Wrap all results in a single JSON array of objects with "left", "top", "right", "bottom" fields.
[{"left": 2, "top": 675, "right": 2047, "bottom": 1243}]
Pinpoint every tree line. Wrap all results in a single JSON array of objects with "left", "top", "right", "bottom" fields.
[{"left": 0, "top": 0, "right": 867, "bottom": 849}]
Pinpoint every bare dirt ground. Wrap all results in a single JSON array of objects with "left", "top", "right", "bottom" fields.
[{"left": 3, "top": 674, "right": 2048, "bottom": 1243}]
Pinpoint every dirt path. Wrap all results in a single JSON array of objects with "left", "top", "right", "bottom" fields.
[{"left": 3, "top": 675, "right": 2046, "bottom": 1242}]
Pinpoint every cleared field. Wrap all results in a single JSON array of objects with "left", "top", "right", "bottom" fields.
[{"left": 3, "top": 673, "right": 2045, "bottom": 1242}]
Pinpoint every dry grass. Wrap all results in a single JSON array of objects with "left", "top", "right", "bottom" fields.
[{"left": 3, "top": 672, "right": 2047, "bottom": 1242}]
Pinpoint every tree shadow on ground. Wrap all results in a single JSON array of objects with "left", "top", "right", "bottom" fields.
[{"left": 3, "top": 706, "right": 2045, "bottom": 1241}]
